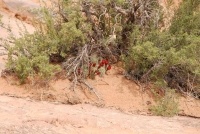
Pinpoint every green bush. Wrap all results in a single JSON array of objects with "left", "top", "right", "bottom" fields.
[
  {"left": 170, "top": 0, "right": 200, "bottom": 35},
  {"left": 5, "top": 0, "right": 200, "bottom": 98},
  {"left": 6, "top": 15, "right": 61, "bottom": 83},
  {"left": 125, "top": 0, "right": 200, "bottom": 98},
  {"left": 7, "top": 32, "right": 61, "bottom": 83},
  {"left": 150, "top": 89, "right": 179, "bottom": 117},
  {"left": 6, "top": 0, "right": 160, "bottom": 83}
]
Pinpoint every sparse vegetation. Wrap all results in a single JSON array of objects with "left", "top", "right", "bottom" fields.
[
  {"left": 150, "top": 89, "right": 179, "bottom": 117},
  {"left": 6, "top": 0, "right": 160, "bottom": 83},
  {"left": 125, "top": 0, "right": 200, "bottom": 99},
  {"left": 2, "top": 0, "right": 200, "bottom": 116}
]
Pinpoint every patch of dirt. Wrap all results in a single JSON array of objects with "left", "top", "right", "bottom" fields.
[{"left": 1, "top": 64, "right": 200, "bottom": 117}]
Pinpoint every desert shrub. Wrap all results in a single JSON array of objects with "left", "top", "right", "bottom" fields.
[
  {"left": 170, "top": 0, "right": 200, "bottom": 35},
  {"left": 60, "top": 0, "right": 160, "bottom": 81},
  {"left": 6, "top": 0, "right": 199, "bottom": 99},
  {"left": 124, "top": 0, "right": 200, "bottom": 98},
  {"left": 6, "top": 0, "right": 160, "bottom": 83},
  {"left": 7, "top": 32, "right": 61, "bottom": 83},
  {"left": 150, "top": 89, "right": 179, "bottom": 117}
]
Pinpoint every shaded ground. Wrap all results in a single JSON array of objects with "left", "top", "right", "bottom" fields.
[{"left": 0, "top": 95, "right": 199, "bottom": 134}]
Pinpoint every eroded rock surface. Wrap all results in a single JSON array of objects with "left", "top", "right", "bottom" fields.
[{"left": 0, "top": 96, "right": 199, "bottom": 134}]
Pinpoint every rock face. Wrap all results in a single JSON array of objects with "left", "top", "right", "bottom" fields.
[
  {"left": 0, "top": 95, "right": 199, "bottom": 134},
  {"left": 0, "top": 0, "right": 6, "bottom": 8},
  {"left": 3, "top": 0, "right": 39, "bottom": 10}
]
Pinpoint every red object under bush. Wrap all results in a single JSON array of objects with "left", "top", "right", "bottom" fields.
[{"left": 107, "top": 65, "right": 111, "bottom": 70}]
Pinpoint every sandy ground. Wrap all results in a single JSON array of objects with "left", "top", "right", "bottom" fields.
[
  {"left": 0, "top": 95, "right": 199, "bottom": 134},
  {"left": 1, "top": 65, "right": 200, "bottom": 117},
  {"left": 0, "top": 0, "right": 200, "bottom": 133}
]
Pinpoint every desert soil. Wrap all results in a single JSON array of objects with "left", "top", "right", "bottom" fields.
[
  {"left": 0, "top": 95, "right": 199, "bottom": 134},
  {"left": 0, "top": 0, "right": 200, "bottom": 133}
]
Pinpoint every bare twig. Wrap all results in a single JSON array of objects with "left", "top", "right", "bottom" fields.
[
  {"left": 140, "top": 60, "right": 163, "bottom": 82},
  {"left": 79, "top": 79, "right": 100, "bottom": 100}
]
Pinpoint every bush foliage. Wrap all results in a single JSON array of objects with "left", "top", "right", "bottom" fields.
[
  {"left": 125, "top": 0, "right": 200, "bottom": 98},
  {"left": 150, "top": 89, "right": 179, "bottom": 117},
  {"left": 5, "top": 0, "right": 200, "bottom": 98},
  {"left": 6, "top": 0, "right": 159, "bottom": 82}
]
